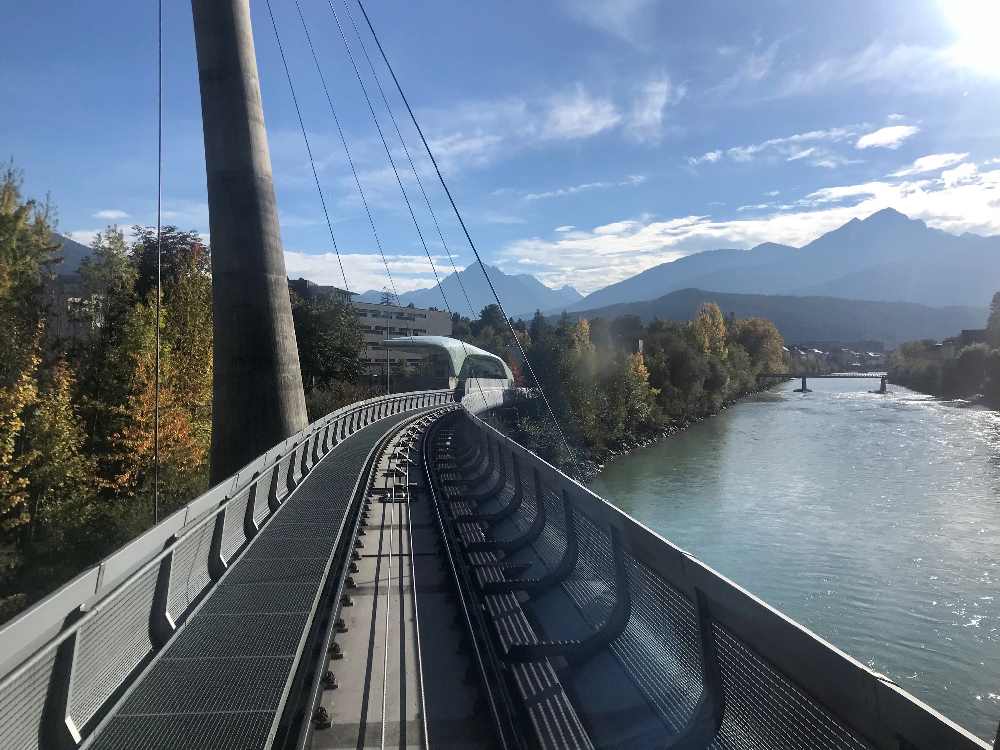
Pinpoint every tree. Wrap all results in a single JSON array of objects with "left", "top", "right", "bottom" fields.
[
  {"left": 163, "top": 248, "right": 213, "bottom": 447},
  {"left": 74, "top": 228, "right": 140, "bottom": 474},
  {"left": 988, "top": 291, "right": 1000, "bottom": 347},
  {"left": 110, "top": 299, "right": 207, "bottom": 521},
  {"left": 292, "top": 292, "right": 365, "bottom": 391},
  {"left": 0, "top": 166, "right": 58, "bottom": 534},
  {"left": 20, "top": 360, "right": 96, "bottom": 547},
  {"left": 476, "top": 304, "right": 506, "bottom": 333},
  {"left": 693, "top": 302, "right": 728, "bottom": 359},
  {"left": 732, "top": 317, "right": 784, "bottom": 373},
  {"left": 129, "top": 226, "right": 209, "bottom": 302},
  {"left": 451, "top": 312, "right": 472, "bottom": 340}
]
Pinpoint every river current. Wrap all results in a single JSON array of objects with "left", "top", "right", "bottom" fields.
[{"left": 590, "top": 378, "right": 999, "bottom": 741}]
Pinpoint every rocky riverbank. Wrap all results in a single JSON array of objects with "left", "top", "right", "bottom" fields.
[{"left": 577, "top": 385, "right": 780, "bottom": 483}]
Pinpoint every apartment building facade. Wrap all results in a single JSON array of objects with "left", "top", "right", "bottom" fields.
[
  {"left": 287, "top": 278, "right": 452, "bottom": 375},
  {"left": 353, "top": 299, "right": 452, "bottom": 374}
]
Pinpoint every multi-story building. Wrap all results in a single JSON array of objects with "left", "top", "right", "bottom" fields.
[
  {"left": 353, "top": 299, "right": 452, "bottom": 375},
  {"left": 287, "top": 278, "right": 452, "bottom": 376}
]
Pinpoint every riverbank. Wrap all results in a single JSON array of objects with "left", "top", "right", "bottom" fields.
[{"left": 578, "top": 383, "right": 781, "bottom": 482}]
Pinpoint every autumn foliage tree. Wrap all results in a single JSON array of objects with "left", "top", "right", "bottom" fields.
[{"left": 0, "top": 165, "right": 221, "bottom": 619}]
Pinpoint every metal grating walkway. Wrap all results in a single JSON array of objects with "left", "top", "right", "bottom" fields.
[{"left": 87, "top": 410, "right": 422, "bottom": 750}]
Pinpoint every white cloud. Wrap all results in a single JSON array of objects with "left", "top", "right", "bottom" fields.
[
  {"left": 67, "top": 225, "right": 144, "bottom": 247},
  {"left": 414, "top": 83, "right": 641, "bottom": 175},
  {"left": 522, "top": 174, "right": 646, "bottom": 201},
  {"left": 555, "top": 225, "right": 575, "bottom": 233},
  {"left": 713, "top": 39, "right": 782, "bottom": 94},
  {"left": 427, "top": 132, "right": 505, "bottom": 171},
  {"left": 93, "top": 209, "right": 129, "bottom": 221},
  {"left": 688, "top": 150, "right": 722, "bottom": 166},
  {"left": 941, "top": 162, "right": 977, "bottom": 187},
  {"left": 887, "top": 113, "right": 906, "bottom": 121},
  {"left": 890, "top": 152, "right": 969, "bottom": 177},
  {"left": 775, "top": 43, "right": 975, "bottom": 98},
  {"left": 499, "top": 160, "right": 1000, "bottom": 293},
  {"left": 561, "top": 0, "right": 657, "bottom": 46},
  {"left": 786, "top": 147, "right": 817, "bottom": 161},
  {"left": 543, "top": 85, "right": 621, "bottom": 140},
  {"left": 66, "top": 230, "right": 100, "bottom": 246},
  {"left": 855, "top": 125, "right": 920, "bottom": 149},
  {"left": 283, "top": 250, "right": 448, "bottom": 294},
  {"left": 481, "top": 212, "right": 526, "bottom": 225},
  {"left": 626, "top": 75, "right": 683, "bottom": 142},
  {"left": 693, "top": 127, "right": 859, "bottom": 168}
]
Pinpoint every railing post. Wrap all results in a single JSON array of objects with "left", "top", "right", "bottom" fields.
[
  {"left": 208, "top": 510, "right": 228, "bottom": 580},
  {"left": 693, "top": 588, "right": 726, "bottom": 738},
  {"left": 311, "top": 426, "right": 323, "bottom": 465},
  {"left": 286, "top": 442, "right": 302, "bottom": 493},
  {"left": 299, "top": 433, "right": 313, "bottom": 477},
  {"left": 150, "top": 550, "right": 176, "bottom": 649},
  {"left": 243, "top": 478, "right": 261, "bottom": 540},
  {"left": 267, "top": 460, "right": 283, "bottom": 511},
  {"left": 41, "top": 629, "right": 81, "bottom": 750}
]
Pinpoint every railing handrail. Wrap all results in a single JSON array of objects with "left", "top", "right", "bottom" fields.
[
  {"left": 458, "top": 409, "right": 990, "bottom": 750},
  {"left": 0, "top": 388, "right": 451, "bottom": 683}
]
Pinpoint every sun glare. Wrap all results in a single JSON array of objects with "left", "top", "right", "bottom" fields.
[{"left": 940, "top": 0, "right": 1000, "bottom": 75}]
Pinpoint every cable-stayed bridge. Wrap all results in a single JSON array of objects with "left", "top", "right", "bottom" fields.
[{"left": 0, "top": 1, "right": 995, "bottom": 748}]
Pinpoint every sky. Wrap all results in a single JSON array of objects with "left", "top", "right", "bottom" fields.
[{"left": 4, "top": 0, "right": 1000, "bottom": 302}]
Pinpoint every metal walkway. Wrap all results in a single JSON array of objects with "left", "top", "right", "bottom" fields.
[{"left": 87, "top": 410, "right": 422, "bottom": 750}]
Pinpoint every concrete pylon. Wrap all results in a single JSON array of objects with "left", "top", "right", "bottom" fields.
[{"left": 192, "top": 0, "right": 308, "bottom": 482}]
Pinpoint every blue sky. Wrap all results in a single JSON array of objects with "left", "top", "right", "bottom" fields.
[{"left": 4, "top": 0, "right": 1000, "bottom": 299}]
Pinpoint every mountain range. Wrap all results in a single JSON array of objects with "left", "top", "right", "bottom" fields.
[
  {"left": 561, "top": 288, "right": 986, "bottom": 347},
  {"left": 565, "top": 208, "right": 1000, "bottom": 312},
  {"left": 52, "top": 233, "right": 91, "bottom": 274},
  {"left": 356, "top": 263, "right": 582, "bottom": 318}
]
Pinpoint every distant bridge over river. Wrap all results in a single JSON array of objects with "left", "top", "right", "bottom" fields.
[{"left": 759, "top": 372, "right": 889, "bottom": 393}]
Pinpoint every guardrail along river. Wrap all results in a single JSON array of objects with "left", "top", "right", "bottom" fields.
[{"left": 590, "top": 378, "right": 999, "bottom": 741}]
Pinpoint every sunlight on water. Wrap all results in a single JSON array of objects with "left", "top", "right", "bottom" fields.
[{"left": 591, "top": 379, "right": 1000, "bottom": 741}]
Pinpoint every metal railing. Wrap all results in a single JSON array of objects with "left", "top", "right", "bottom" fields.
[
  {"left": 0, "top": 389, "right": 453, "bottom": 750},
  {"left": 448, "top": 410, "right": 991, "bottom": 750}
]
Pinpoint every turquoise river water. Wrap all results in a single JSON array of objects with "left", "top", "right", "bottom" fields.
[{"left": 590, "top": 378, "right": 999, "bottom": 741}]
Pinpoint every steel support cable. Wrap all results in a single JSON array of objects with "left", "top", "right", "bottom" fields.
[
  {"left": 291, "top": 0, "right": 399, "bottom": 303},
  {"left": 325, "top": 0, "right": 441, "bottom": 308},
  {"left": 153, "top": 0, "right": 162, "bottom": 524},
  {"left": 340, "top": 0, "right": 477, "bottom": 321},
  {"left": 325, "top": 0, "right": 493, "bottom": 411},
  {"left": 341, "top": 0, "right": 498, "bottom": 423},
  {"left": 264, "top": 0, "right": 353, "bottom": 293},
  {"left": 353, "top": 0, "right": 580, "bottom": 471}
]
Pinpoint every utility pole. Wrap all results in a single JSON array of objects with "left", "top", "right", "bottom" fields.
[{"left": 191, "top": 0, "right": 308, "bottom": 482}]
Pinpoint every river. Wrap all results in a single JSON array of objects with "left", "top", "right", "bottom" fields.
[{"left": 589, "top": 378, "right": 1000, "bottom": 741}]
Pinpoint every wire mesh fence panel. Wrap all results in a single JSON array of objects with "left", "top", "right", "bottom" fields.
[
  {"left": 562, "top": 510, "right": 617, "bottom": 626},
  {"left": 613, "top": 554, "right": 706, "bottom": 733},
  {"left": 68, "top": 566, "right": 159, "bottom": 729},
  {"left": 166, "top": 521, "right": 214, "bottom": 624},
  {"left": 219, "top": 485, "right": 253, "bottom": 565},
  {"left": 533, "top": 484, "right": 569, "bottom": 569},
  {"left": 708, "top": 621, "right": 874, "bottom": 750},
  {"left": 0, "top": 648, "right": 57, "bottom": 750}
]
